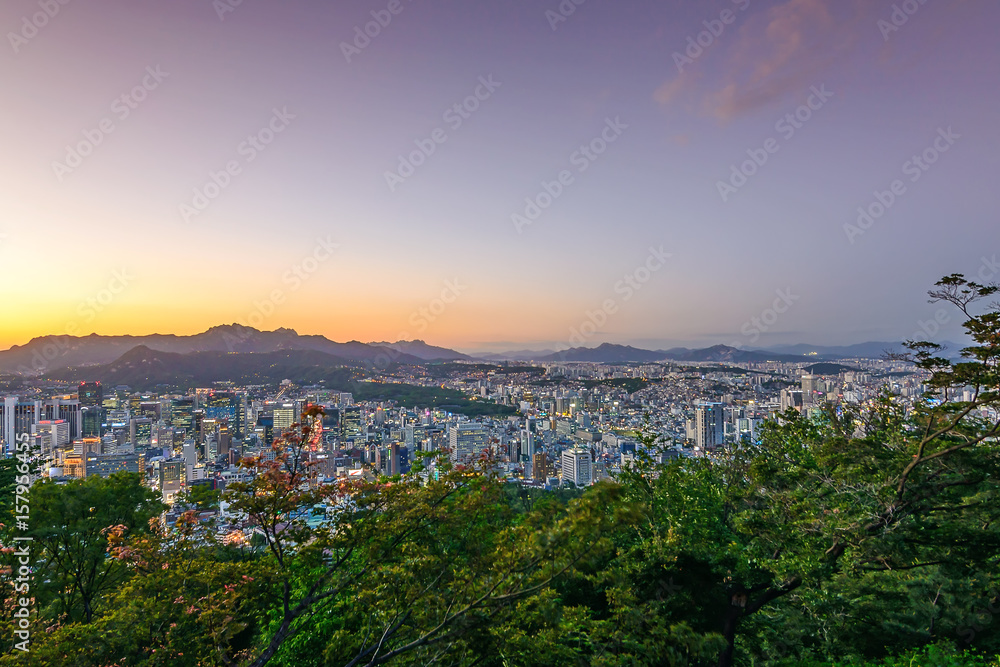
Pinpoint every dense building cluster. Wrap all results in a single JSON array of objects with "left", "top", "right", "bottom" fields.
[{"left": 0, "top": 355, "right": 959, "bottom": 510}]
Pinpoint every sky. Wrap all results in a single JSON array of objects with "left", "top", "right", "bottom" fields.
[{"left": 1, "top": 0, "right": 998, "bottom": 354}]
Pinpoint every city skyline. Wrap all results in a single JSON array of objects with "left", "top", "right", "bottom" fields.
[{"left": 2, "top": 0, "right": 998, "bottom": 353}]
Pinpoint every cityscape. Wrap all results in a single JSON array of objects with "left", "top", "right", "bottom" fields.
[
  {"left": 2, "top": 325, "right": 991, "bottom": 666},
  {"left": 2, "top": 0, "right": 999, "bottom": 665},
  {"left": 0, "top": 341, "right": 937, "bottom": 498}
]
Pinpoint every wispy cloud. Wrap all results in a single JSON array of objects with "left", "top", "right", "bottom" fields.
[
  {"left": 655, "top": 0, "right": 868, "bottom": 121},
  {"left": 706, "top": 0, "right": 837, "bottom": 119}
]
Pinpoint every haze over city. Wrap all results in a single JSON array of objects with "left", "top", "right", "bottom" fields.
[{"left": 2, "top": 0, "right": 997, "bottom": 353}]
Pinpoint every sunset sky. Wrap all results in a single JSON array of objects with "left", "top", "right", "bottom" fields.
[{"left": 1, "top": 0, "right": 997, "bottom": 353}]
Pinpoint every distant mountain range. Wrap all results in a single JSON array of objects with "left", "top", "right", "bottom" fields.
[
  {"left": 368, "top": 340, "right": 472, "bottom": 361},
  {"left": 485, "top": 341, "right": 964, "bottom": 363},
  {"left": 528, "top": 344, "right": 808, "bottom": 364},
  {"left": 0, "top": 324, "right": 950, "bottom": 378},
  {"left": 483, "top": 343, "right": 872, "bottom": 364},
  {"left": 748, "top": 342, "right": 907, "bottom": 359},
  {"left": 43, "top": 346, "right": 363, "bottom": 389},
  {"left": 0, "top": 325, "right": 425, "bottom": 375}
]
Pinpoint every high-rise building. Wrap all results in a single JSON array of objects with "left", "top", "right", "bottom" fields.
[
  {"left": 33, "top": 420, "right": 70, "bottom": 462},
  {"left": 801, "top": 374, "right": 820, "bottom": 403},
  {"left": 520, "top": 428, "right": 535, "bottom": 461},
  {"left": 255, "top": 415, "right": 274, "bottom": 446},
  {"left": 171, "top": 398, "right": 195, "bottom": 434},
  {"left": 81, "top": 406, "right": 104, "bottom": 438},
  {"left": 1, "top": 398, "right": 42, "bottom": 457},
  {"left": 273, "top": 403, "right": 297, "bottom": 438},
  {"left": 1, "top": 396, "right": 18, "bottom": 455},
  {"left": 341, "top": 406, "right": 364, "bottom": 441},
  {"left": 182, "top": 441, "right": 198, "bottom": 481},
  {"left": 78, "top": 382, "right": 103, "bottom": 407},
  {"left": 322, "top": 407, "right": 341, "bottom": 446},
  {"left": 532, "top": 452, "right": 547, "bottom": 480},
  {"left": 695, "top": 403, "right": 725, "bottom": 450},
  {"left": 41, "top": 398, "right": 82, "bottom": 441},
  {"left": 205, "top": 392, "right": 246, "bottom": 439},
  {"left": 130, "top": 418, "right": 153, "bottom": 453},
  {"left": 449, "top": 423, "right": 489, "bottom": 464},
  {"left": 780, "top": 390, "right": 805, "bottom": 413},
  {"left": 217, "top": 423, "right": 231, "bottom": 459},
  {"left": 388, "top": 443, "right": 410, "bottom": 476},
  {"left": 160, "top": 459, "right": 184, "bottom": 497},
  {"left": 561, "top": 448, "right": 592, "bottom": 487}
]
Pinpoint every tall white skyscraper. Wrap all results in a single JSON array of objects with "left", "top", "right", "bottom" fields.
[
  {"left": 2, "top": 396, "right": 17, "bottom": 455},
  {"left": 561, "top": 447, "right": 592, "bottom": 487}
]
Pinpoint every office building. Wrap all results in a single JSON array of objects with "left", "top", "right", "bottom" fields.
[
  {"left": 561, "top": 448, "right": 592, "bottom": 487},
  {"left": 780, "top": 390, "right": 805, "bottom": 413},
  {"left": 81, "top": 406, "right": 104, "bottom": 438},
  {"left": 86, "top": 453, "right": 144, "bottom": 478},
  {"left": 33, "top": 420, "right": 70, "bottom": 462},
  {"left": 1, "top": 398, "right": 41, "bottom": 456},
  {"left": 532, "top": 452, "right": 547, "bottom": 480},
  {"left": 130, "top": 418, "right": 153, "bottom": 453},
  {"left": 171, "top": 398, "right": 195, "bottom": 434},
  {"left": 449, "top": 423, "right": 489, "bottom": 464},
  {"left": 695, "top": 402, "right": 725, "bottom": 450},
  {"left": 78, "top": 382, "right": 103, "bottom": 407},
  {"left": 273, "top": 403, "right": 297, "bottom": 438},
  {"left": 204, "top": 392, "right": 246, "bottom": 439},
  {"left": 160, "top": 459, "right": 184, "bottom": 497},
  {"left": 341, "top": 406, "right": 364, "bottom": 441}
]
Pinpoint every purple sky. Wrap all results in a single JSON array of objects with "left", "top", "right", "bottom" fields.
[{"left": 1, "top": 0, "right": 997, "bottom": 353}]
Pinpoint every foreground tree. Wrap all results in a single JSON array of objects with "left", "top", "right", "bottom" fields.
[
  {"left": 29, "top": 472, "right": 164, "bottom": 624},
  {"left": 606, "top": 274, "right": 1000, "bottom": 666},
  {"left": 229, "top": 406, "right": 634, "bottom": 667}
]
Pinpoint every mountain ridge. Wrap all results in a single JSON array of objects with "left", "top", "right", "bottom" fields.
[
  {"left": 2, "top": 325, "right": 946, "bottom": 376},
  {"left": 0, "top": 325, "right": 425, "bottom": 375}
]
